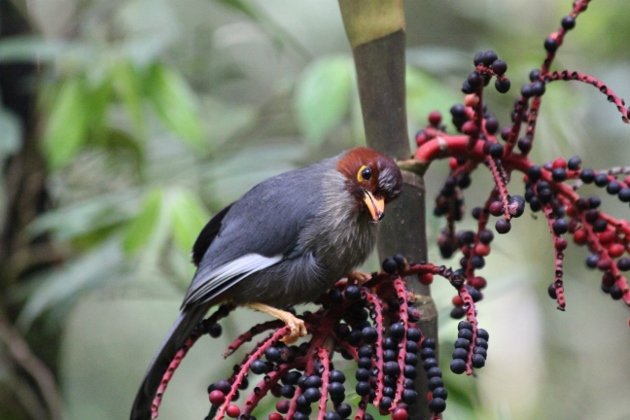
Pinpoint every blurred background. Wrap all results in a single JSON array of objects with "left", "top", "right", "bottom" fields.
[{"left": 1, "top": 0, "right": 630, "bottom": 419}]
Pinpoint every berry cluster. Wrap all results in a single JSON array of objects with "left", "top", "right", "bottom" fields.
[
  {"left": 449, "top": 321, "right": 488, "bottom": 375},
  {"left": 414, "top": 0, "right": 630, "bottom": 320},
  {"left": 148, "top": 260, "right": 469, "bottom": 420},
  {"left": 419, "top": 338, "right": 447, "bottom": 415}
]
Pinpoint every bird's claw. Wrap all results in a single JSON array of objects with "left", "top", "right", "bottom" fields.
[
  {"left": 348, "top": 271, "right": 372, "bottom": 284},
  {"left": 280, "top": 317, "right": 307, "bottom": 344},
  {"left": 247, "top": 302, "right": 308, "bottom": 344}
]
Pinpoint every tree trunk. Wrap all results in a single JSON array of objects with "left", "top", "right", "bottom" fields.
[{"left": 338, "top": 1, "right": 437, "bottom": 418}]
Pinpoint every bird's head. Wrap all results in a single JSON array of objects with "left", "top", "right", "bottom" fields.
[{"left": 337, "top": 147, "right": 403, "bottom": 223}]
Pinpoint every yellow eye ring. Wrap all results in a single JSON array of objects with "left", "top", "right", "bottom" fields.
[{"left": 357, "top": 165, "right": 372, "bottom": 183}]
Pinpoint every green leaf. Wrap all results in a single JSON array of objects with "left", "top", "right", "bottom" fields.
[
  {"left": 123, "top": 189, "right": 164, "bottom": 254},
  {"left": 294, "top": 56, "right": 354, "bottom": 145},
  {"left": 111, "top": 60, "right": 145, "bottom": 138},
  {"left": 42, "top": 79, "right": 88, "bottom": 169},
  {"left": 145, "top": 64, "right": 204, "bottom": 149},
  {"left": 168, "top": 188, "right": 209, "bottom": 253}
]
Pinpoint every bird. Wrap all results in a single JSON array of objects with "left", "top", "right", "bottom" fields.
[{"left": 130, "top": 146, "right": 403, "bottom": 419}]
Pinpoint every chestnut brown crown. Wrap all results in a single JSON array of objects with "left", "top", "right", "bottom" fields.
[{"left": 337, "top": 147, "right": 403, "bottom": 221}]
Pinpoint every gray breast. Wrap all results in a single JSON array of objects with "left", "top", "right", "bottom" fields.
[{"left": 228, "top": 169, "right": 378, "bottom": 306}]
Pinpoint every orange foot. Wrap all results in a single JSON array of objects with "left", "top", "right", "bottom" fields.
[{"left": 247, "top": 303, "right": 308, "bottom": 344}]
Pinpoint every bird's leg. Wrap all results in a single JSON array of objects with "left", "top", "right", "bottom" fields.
[
  {"left": 347, "top": 271, "right": 372, "bottom": 284},
  {"left": 247, "top": 303, "right": 307, "bottom": 344}
]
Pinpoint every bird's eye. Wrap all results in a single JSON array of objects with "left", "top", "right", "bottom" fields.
[{"left": 357, "top": 165, "right": 372, "bottom": 182}]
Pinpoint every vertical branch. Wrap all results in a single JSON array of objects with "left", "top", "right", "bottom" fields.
[{"left": 338, "top": 1, "right": 437, "bottom": 418}]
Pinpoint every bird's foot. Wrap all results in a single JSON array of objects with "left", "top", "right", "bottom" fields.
[
  {"left": 347, "top": 271, "right": 372, "bottom": 284},
  {"left": 247, "top": 303, "right": 307, "bottom": 344}
]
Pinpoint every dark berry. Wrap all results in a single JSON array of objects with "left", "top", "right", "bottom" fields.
[
  {"left": 580, "top": 168, "right": 595, "bottom": 183},
  {"left": 488, "top": 143, "right": 504, "bottom": 158},
  {"left": 405, "top": 341, "right": 419, "bottom": 353},
  {"left": 325, "top": 412, "right": 341, "bottom": 420},
  {"left": 467, "top": 71, "right": 483, "bottom": 88},
  {"left": 454, "top": 338, "right": 471, "bottom": 349},
  {"left": 450, "top": 306, "right": 466, "bottom": 319},
  {"left": 361, "top": 326, "right": 378, "bottom": 343},
  {"left": 404, "top": 365, "right": 417, "bottom": 379},
  {"left": 344, "top": 284, "right": 361, "bottom": 301},
  {"left": 477, "top": 329, "right": 489, "bottom": 341},
  {"left": 358, "top": 345, "right": 373, "bottom": 358},
  {"left": 207, "top": 323, "right": 222, "bottom": 338},
  {"left": 405, "top": 353, "right": 418, "bottom": 366},
  {"left": 567, "top": 155, "right": 582, "bottom": 170},
  {"left": 495, "top": 77, "right": 511, "bottom": 93},
  {"left": 429, "top": 397, "right": 447, "bottom": 413},
  {"left": 544, "top": 37, "right": 558, "bottom": 52},
  {"left": 282, "top": 370, "right": 301, "bottom": 385},
  {"left": 336, "top": 403, "right": 352, "bottom": 417},
  {"left": 618, "top": 188, "right": 630, "bottom": 202},
  {"left": 382, "top": 257, "right": 398, "bottom": 274},
  {"left": 420, "top": 348, "right": 435, "bottom": 360},
  {"left": 607, "top": 180, "right": 622, "bottom": 195},
  {"left": 329, "top": 382, "right": 344, "bottom": 402},
  {"left": 617, "top": 257, "right": 630, "bottom": 271},
  {"left": 305, "top": 375, "right": 322, "bottom": 389},
  {"left": 303, "top": 387, "right": 321, "bottom": 403},
  {"left": 552, "top": 219, "right": 568, "bottom": 235},
  {"left": 495, "top": 219, "right": 511, "bottom": 234},
  {"left": 265, "top": 347, "right": 281, "bottom": 362},
  {"left": 552, "top": 167, "right": 567, "bottom": 181},
  {"left": 250, "top": 360, "right": 269, "bottom": 374},
  {"left": 450, "top": 359, "right": 467, "bottom": 374},
  {"left": 472, "top": 354, "right": 486, "bottom": 368},
  {"left": 561, "top": 16, "right": 576, "bottom": 30},
  {"left": 355, "top": 368, "right": 370, "bottom": 381},
  {"left": 610, "top": 286, "right": 623, "bottom": 300},
  {"left": 383, "top": 349, "right": 397, "bottom": 361},
  {"left": 458, "top": 320, "right": 472, "bottom": 330},
  {"left": 406, "top": 327, "right": 422, "bottom": 342},
  {"left": 491, "top": 59, "right": 507, "bottom": 75},
  {"left": 422, "top": 354, "right": 437, "bottom": 368},
  {"left": 280, "top": 384, "right": 295, "bottom": 398},
  {"left": 428, "top": 376, "right": 444, "bottom": 390},
  {"left": 384, "top": 361, "right": 400, "bottom": 376},
  {"left": 422, "top": 337, "right": 436, "bottom": 348},
  {"left": 379, "top": 396, "right": 393, "bottom": 410},
  {"left": 402, "top": 389, "right": 418, "bottom": 404},
  {"left": 389, "top": 322, "right": 405, "bottom": 341},
  {"left": 329, "top": 369, "right": 345, "bottom": 383},
  {"left": 592, "top": 218, "right": 607, "bottom": 232},
  {"left": 478, "top": 229, "right": 494, "bottom": 244},
  {"left": 452, "top": 348, "right": 468, "bottom": 360},
  {"left": 356, "top": 381, "right": 371, "bottom": 396},
  {"left": 594, "top": 173, "right": 609, "bottom": 187},
  {"left": 431, "top": 388, "right": 447, "bottom": 402}
]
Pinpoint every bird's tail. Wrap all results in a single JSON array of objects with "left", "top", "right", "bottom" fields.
[{"left": 130, "top": 305, "right": 209, "bottom": 420}]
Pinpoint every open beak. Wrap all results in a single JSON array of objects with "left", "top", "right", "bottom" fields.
[{"left": 362, "top": 190, "right": 385, "bottom": 222}]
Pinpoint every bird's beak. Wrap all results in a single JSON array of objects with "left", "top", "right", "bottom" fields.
[{"left": 362, "top": 190, "right": 385, "bottom": 222}]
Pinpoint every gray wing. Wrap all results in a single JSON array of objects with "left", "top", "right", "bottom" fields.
[{"left": 181, "top": 157, "right": 337, "bottom": 309}]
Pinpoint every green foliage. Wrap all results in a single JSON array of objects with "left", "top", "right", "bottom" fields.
[
  {"left": 144, "top": 64, "right": 205, "bottom": 150},
  {"left": 294, "top": 56, "right": 355, "bottom": 145},
  {"left": 42, "top": 78, "right": 89, "bottom": 168}
]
